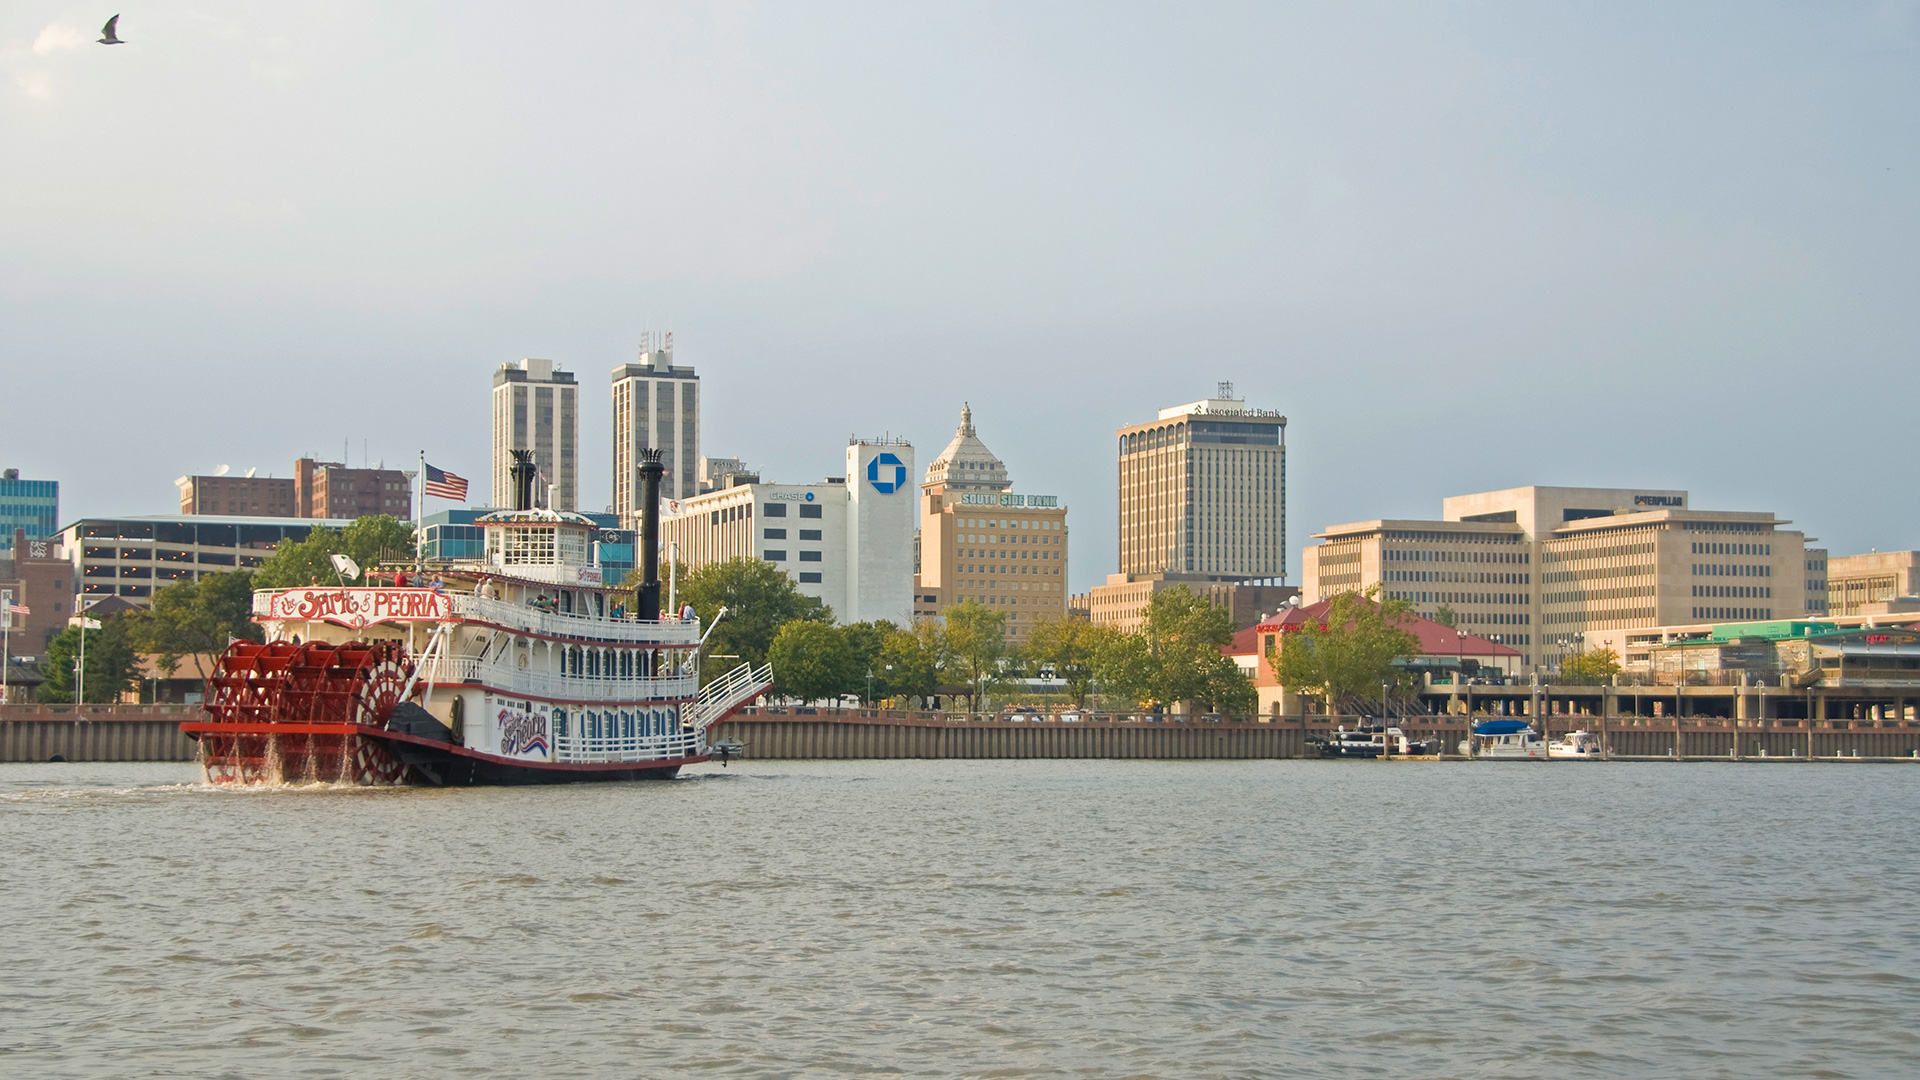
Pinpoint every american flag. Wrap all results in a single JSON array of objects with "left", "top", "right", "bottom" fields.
[
  {"left": 423, "top": 463, "right": 469, "bottom": 501},
  {"left": 5, "top": 604, "right": 26, "bottom": 616}
]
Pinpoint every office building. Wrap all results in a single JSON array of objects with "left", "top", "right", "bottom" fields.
[
  {"left": 1824, "top": 551, "right": 1919, "bottom": 616},
  {"left": 613, "top": 334, "right": 700, "bottom": 523},
  {"left": 1, "top": 528, "right": 73, "bottom": 658},
  {"left": 51, "top": 515, "right": 347, "bottom": 607},
  {"left": 912, "top": 405, "right": 1068, "bottom": 641},
  {"left": 0, "top": 470, "right": 59, "bottom": 550},
  {"left": 177, "top": 472, "right": 296, "bottom": 517},
  {"left": 492, "top": 358, "right": 578, "bottom": 512},
  {"left": 1084, "top": 574, "right": 1295, "bottom": 634},
  {"left": 1117, "top": 385, "right": 1287, "bottom": 582},
  {"left": 294, "top": 458, "right": 412, "bottom": 520},
  {"left": 661, "top": 439, "right": 916, "bottom": 625},
  {"left": 1300, "top": 485, "right": 1818, "bottom": 671}
]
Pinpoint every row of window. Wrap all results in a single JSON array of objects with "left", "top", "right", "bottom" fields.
[
  {"left": 1389, "top": 548, "right": 1530, "bottom": 564},
  {"left": 1692, "top": 585, "right": 1772, "bottom": 598},
  {"left": 1692, "top": 607, "right": 1772, "bottom": 620},
  {"left": 1692, "top": 541, "right": 1770, "bottom": 555},
  {"left": 74, "top": 521, "right": 315, "bottom": 546},
  {"left": 1388, "top": 590, "right": 1532, "bottom": 618},
  {"left": 759, "top": 503, "right": 823, "bottom": 519},
  {"left": 763, "top": 550, "right": 823, "bottom": 563},
  {"left": 763, "top": 529, "right": 821, "bottom": 541},
  {"left": 1693, "top": 563, "right": 1771, "bottom": 577},
  {"left": 1389, "top": 569, "right": 1529, "bottom": 585}
]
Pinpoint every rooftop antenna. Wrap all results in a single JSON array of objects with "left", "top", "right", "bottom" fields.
[
  {"left": 214, "top": 464, "right": 230, "bottom": 477},
  {"left": 245, "top": 467, "right": 257, "bottom": 478}
]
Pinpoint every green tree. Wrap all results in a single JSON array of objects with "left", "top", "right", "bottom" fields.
[
  {"left": 1091, "top": 627, "right": 1154, "bottom": 708},
  {"left": 768, "top": 620, "right": 855, "bottom": 704},
  {"left": 941, "top": 600, "right": 1009, "bottom": 710},
  {"left": 1140, "top": 586, "right": 1252, "bottom": 713},
  {"left": 1024, "top": 617, "right": 1109, "bottom": 707},
  {"left": 130, "top": 572, "right": 265, "bottom": 692},
  {"left": 877, "top": 620, "right": 943, "bottom": 705},
  {"left": 1432, "top": 603, "right": 1458, "bottom": 628},
  {"left": 659, "top": 558, "right": 833, "bottom": 674},
  {"left": 841, "top": 620, "right": 897, "bottom": 702},
  {"left": 39, "top": 615, "right": 141, "bottom": 704},
  {"left": 1270, "top": 587, "right": 1420, "bottom": 714},
  {"left": 1561, "top": 646, "right": 1622, "bottom": 684},
  {"left": 253, "top": 515, "right": 417, "bottom": 589}
]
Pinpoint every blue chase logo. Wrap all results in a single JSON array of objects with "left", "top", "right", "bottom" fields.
[{"left": 867, "top": 452, "right": 906, "bottom": 494}]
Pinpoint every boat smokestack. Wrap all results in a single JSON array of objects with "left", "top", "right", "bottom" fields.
[
  {"left": 636, "top": 448, "right": 665, "bottom": 621},
  {"left": 510, "top": 450, "right": 537, "bottom": 512}
]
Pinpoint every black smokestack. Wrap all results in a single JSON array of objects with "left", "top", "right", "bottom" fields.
[
  {"left": 510, "top": 450, "right": 536, "bottom": 512},
  {"left": 636, "top": 448, "right": 665, "bottom": 621}
]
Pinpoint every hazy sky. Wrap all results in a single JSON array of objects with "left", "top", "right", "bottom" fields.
[{"left": 4, "top": 2, "right": 1916, "bottom": 592}]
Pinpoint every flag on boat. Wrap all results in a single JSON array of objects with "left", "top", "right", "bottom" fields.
[{"left": 424, "top": 463, "right": 468, "bottom": 501}]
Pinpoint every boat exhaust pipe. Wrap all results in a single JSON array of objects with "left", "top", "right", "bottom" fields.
[
  {"left": 510, "top": 449, "right": 536, "bottom": 512},
  {"left": 636, "top": 448, "right": 664, "bottom": 621}
]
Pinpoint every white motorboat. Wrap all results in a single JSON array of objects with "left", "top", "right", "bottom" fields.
[{"left": 1547, "top": 730, "right": 1603, "bottom": 759}]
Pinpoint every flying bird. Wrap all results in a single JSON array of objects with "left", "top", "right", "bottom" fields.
[{"left": 98, "top": 15, "right": 124, "bottom": 44}]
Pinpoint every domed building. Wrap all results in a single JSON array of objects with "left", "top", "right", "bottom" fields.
[{"left": 915, "top": 404, "right": 1069, "bottom": 641}]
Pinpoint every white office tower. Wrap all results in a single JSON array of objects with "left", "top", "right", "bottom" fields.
[
  {"left": 491, "top": 358, "right": 578, "bottom": 511},
  {"left": 846, "top": 438, "right": 916, "bottom": 626},
  {"left": 613, "top": 333, "right": 700, "bottom": 524}
]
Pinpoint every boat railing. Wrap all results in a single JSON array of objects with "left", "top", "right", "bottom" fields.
[
  {"left": 453, "top": 594, "right": 701, "bottom": 645},
  {"left": 414, "top": 655, "right": 699, "bottom": 702},
  {"left": 555, "top": 730, "right": 702, "bottom": 764},
  {"left": 684, "top": 662, "right": 775, "bottom": 732}
]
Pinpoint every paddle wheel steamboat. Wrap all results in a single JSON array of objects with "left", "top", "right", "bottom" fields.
[{"left": 182, "top": 450, "right": 770, "bottom": 785}]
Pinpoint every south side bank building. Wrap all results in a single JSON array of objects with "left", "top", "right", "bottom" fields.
[{"left": 660, "top": 439, "right": 917, "bottom": 626}]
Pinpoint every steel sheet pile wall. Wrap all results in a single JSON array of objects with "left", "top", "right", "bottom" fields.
[{"left": 1, "top": 706, "right": 200, "bottom": 762}]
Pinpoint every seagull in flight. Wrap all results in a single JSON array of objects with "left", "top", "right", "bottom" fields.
[{"left": 98, "top": 15, "right": 124, "bottom": 45}]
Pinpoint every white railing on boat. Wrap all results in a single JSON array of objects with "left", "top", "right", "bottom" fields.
[
  {"left": 554, "top": 731, "right": 702, "bottom": 764},
  {"left": 452, "top": 594, "right": 700, "bottom": 645},
  {"left": 414, "top": 656, "right": 699, "bottom": 703},
  {"left": 684, "top": 662, "right": 774, "bottom": 732}
]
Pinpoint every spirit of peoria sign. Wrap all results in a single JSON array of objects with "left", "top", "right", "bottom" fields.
[{"left": 258, "top": 588, "right": 455, "bottom": 628}]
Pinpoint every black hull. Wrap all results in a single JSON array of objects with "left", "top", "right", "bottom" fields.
[{"left": 382, "top": 735, "right": 692, "bottom": 786}]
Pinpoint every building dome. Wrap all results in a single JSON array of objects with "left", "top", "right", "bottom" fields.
[{"left": 923, "top": 403, "right": 1011, "bottom": 493}]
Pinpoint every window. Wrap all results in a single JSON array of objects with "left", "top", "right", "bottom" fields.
[
  {"left": 196, "top": 552, "right": 236, "bottom": 566},
  {"left": 799, "top": 504, "right": 823, "bottom": 519},
  {"left": 799, "top": 529, "right": 821, "bottom": 541},
  {"left": 763, "top": 550, "right": 787, "bottom": 561},
  {"left": 799, "top": 572, "right": 822, "bottom": 583},
  {"left": 763, "top": 503, "right": 787, "bottom": 517},
  {"left": 800, "top": 551, "right": 822, "bottom": 562},
  {"left": 764, "top": 528, "right": 787, "bottom": 539}
]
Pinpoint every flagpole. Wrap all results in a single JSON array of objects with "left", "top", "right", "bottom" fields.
[{"left": 416, "top": 449, "right": 426, "bottom": 574}]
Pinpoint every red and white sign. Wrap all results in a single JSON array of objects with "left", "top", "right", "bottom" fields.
[{"left": 259, "top": 588, "right": 455, "bottom": 628}]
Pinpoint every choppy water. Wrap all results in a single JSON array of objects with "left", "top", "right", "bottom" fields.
[{"left": 2, "top": 759, "right": 1917, "bottom": 1079}]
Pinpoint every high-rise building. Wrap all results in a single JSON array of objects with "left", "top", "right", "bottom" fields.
[
  {"left": 612, "top": 334, "right": 699, "bottom": 523},
  {"left": 0, "top": 469, "right": 59, "bottom": 550},
  {"left": 492, "top": 358, "right": 578, "bottom": 512},
  {"left": 1300, "top": 485, "right": 1822, "bottom": 672},
  {"left": 1117, "top": 386, "right": 1287, "bottom": 582},
  {"left": 661, "top": 439, "right": 916, "bottom": 626},
  {"left": 913, "top": 405, "right": 1068, "bottom": 640}
]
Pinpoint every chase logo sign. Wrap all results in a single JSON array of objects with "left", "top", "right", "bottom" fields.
[{"left": 867, "top": 452, "right": 906, "bottom": 494}]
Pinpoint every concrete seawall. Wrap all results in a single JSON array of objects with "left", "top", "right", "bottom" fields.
[{"left": 5, "top": 705, "right": 1917, "bottom": 763}]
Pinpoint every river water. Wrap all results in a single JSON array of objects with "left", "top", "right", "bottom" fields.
[{"left": 2, "top": 759, "right": 1916, "bottom": 1079}]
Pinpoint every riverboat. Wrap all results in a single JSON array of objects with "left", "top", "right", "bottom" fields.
[
  {"left": 1547, "top": 730, "right": 1603, "bottom": 760},
  {"left": 180, "top": 449, "right": 771, "bottom": 785},
  {"left": 1465, "top": 718, "right": 1546, "bottom": 760}
]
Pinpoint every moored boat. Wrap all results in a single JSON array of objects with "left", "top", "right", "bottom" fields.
[
  {"left": 1465, "top": 718, "right": 1546, "bottom": 760},
  {"left": 181, "top": 449, "right": 771, "bottom": 785},
  {"left": 1547, "top": 730, "right": 1603, "bottom": 759}
]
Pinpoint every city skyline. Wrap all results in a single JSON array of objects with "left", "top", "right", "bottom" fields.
[{"left": 5, "top": 4, "right": 1916, "bottom": 592}]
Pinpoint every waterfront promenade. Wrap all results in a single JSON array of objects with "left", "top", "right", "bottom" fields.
[{"left": 8, "top": 704, "right": 1917, "bottom": 764}]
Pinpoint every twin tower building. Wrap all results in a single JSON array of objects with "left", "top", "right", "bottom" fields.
[
  {"left": 496, "top": 347, "right": 1290, "bottom": 639},
  {"left": 490, "top": 342, "right": 1096, "bottom": 640}
]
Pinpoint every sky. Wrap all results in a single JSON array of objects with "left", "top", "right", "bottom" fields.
[{"left": 3, "top": 2, "right": 1916, "bottom": 593}]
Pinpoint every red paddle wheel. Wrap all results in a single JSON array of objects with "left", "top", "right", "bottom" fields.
[{"left": 194, "top": 639, "right": 415, "bottom": 785}]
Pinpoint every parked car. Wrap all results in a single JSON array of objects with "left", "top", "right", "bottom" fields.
[{"left": 1058, "top": 711, "right": 1083, "bottom": 723}]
